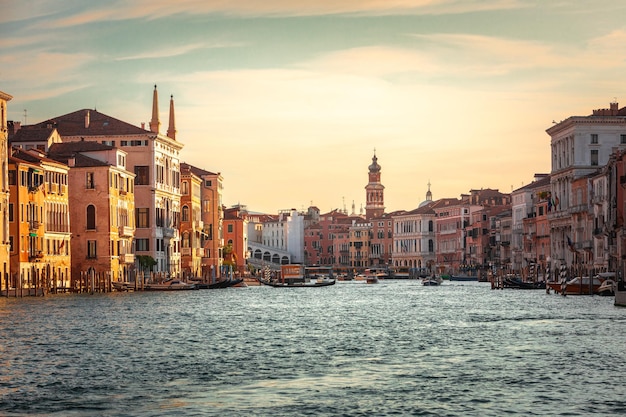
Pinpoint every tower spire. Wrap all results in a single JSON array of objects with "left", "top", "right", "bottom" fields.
[
  {"left": 365, "top": 150, "right": 385, "bottom": 220},
  {"left": 167, "top": 94, "right": 176, "bottom": 140},
  {"left": 149, "top": 84, "right": 160, "bottom": 134}
]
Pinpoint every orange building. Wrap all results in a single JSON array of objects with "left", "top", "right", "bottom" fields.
[
  {"left": 223, "top": 205, "right": 249, "bottom": 277},
  {"left": 48, "top": 141, "right": 136, "bottom": 286}
]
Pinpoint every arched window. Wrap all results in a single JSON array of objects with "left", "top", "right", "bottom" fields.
[
  {"left": 182, "top": 205, "right": 189, "bottom": 222},
  {"left": 86, "top": 204, "right": 96, "bottom": 230}
]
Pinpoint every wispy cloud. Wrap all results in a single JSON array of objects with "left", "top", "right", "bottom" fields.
[
  {"left": 0, "top": 50, "right": 94, "bottom": 86},
  {"left": 18, "top": 0, "right": 527, "bottom": 29},
  {"left": 114, "top": 42, "right": 239, "bottom": 61}
]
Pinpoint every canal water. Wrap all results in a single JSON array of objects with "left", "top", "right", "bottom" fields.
[{"left": 1, "top": 280, "right": 626, "bottom": 416}]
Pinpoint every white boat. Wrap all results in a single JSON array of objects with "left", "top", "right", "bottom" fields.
[
  {"left": 422, "top": 276, "right": 442, "bottom": 286},
  {"left": 597, "top": 279, "right": 617, "bottom": 296}
]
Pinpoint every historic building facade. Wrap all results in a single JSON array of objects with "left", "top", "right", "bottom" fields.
[
  {"left": 0, "top": 90, "right": 11, "bottom": 291},
  {"left": 29, "top": 86, "right": 183, "bottom": 277},
  {"left": 48, "top": 141, "right": 136, "bottom": 285}
]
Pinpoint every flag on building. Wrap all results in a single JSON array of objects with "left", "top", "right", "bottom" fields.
[{"left": 567, "top": 236, "right": 577, "bottom": 253}]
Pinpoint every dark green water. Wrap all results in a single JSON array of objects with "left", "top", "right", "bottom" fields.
[{"left": 1, "top": 280, "right": 625, "bottom": 416}]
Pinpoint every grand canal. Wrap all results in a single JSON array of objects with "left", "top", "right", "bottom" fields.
[{"left": 1, "top": 280, "right": 625, "bottom": 416}]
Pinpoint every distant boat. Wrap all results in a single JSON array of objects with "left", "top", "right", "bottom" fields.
[
  {"left": 144, "top": 280, "right": 198, "bottom": 291},
  {"left": 258, "top": 265, "right": 336, "bottom": 288},
  {"left": 112, "top": 281, "right": 133, "bottom": 291},
  {"left": 449, "top": 274, "right": 478, "bottom": 282},
  {"left": 422, "top": 276, "right": 442, "bottom": 286},
  {"left": 502, "top": 275, "right": 545, "bottom": 290},
  {"left": 193, "top": 278, "right": 243, "bottom": 289},
  {"left": 597, "top": 279, "right": 616, "bottom": 296},
  {"left": 363, "top": 268, "right": 384, "bottom": 284},
  {"left": 548, "top": 276, "right": 604, "bottom": 295}
]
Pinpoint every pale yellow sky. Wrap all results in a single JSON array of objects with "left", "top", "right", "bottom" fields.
[{"left": 3, "top": 1, "right": 626, "bottom": 213}]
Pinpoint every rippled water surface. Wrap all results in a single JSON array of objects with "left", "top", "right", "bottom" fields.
[{"left": 1, "top": 280, "right": 626, "bottom": 416}]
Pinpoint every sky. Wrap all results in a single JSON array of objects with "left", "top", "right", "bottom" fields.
[{"left": 2, "top": 1, "right": 626, "bottom": 214}]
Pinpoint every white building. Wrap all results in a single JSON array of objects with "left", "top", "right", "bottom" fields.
[
  {"left": 547, "top": 101, "right": 626, "bottom": 266},
  {"left": 262, "top": 209, "right": 305, "bottom": 264}
]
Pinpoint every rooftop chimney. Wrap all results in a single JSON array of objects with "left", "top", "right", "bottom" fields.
[{"left": 85, "top": 110, "right": 90, "bottom": 129}]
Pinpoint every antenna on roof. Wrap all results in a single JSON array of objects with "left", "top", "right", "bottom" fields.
[{"left": 23, "top": 109, "right": 27, "bottom": 124}]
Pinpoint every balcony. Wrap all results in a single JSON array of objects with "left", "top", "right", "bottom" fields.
[
  {"left": 181, "top": 247, "right": 192, "bottom": 256},
  {"left": 569, "top": 204, "right": 589, "bottom": 214},
  {"left": 119, "top": 225, "right": 134, "bottom": 237},
  {"left": 28, "top": 251, "right": 44, "bottom": 262},
  {"left": 120, "top": 253, "right": 135, "bottom": 263},
  {"left": 29, "top": 221, "right": 40, "bottom": 231},
  {"left": 162, "top": 227, "right": 177, "bottom": 239},
  {"left": 195, "top": 248, "right": 205, "bottom": 257},
  {"left": 575, "top": 240, "right": 593, "bottom": 251}
]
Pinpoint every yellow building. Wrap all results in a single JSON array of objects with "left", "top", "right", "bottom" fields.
[
  {"left": 0, "top": 90, "right": 12, "bottom": 293},
  {"left": 9, "top": 147, "right": 71, "bottom": 294},
  {"left": 181, "top": 163, "right": 223, "bottom": 279},
  {"left": 180, "top": 163, "right": 204, "bottom": 279}
]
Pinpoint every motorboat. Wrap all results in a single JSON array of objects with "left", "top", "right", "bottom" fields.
[
  {"left": 596, "top": 279, "right": 617, "bottom": 296},
  {"left": 422, "top": 276, "right": 442, "bottom": 286},
  {"left": 258, "top": 264, "right": 336, "bottom": 288}
]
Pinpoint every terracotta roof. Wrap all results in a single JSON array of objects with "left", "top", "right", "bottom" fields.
[
  {"left": 181, "top": 162, "right": 218, "bottom": 177},
  {"left": 431, "top": 198, "right": 461, "bottom": 209},
  {"left": 513, "top": 175, "right": 551, "bottom": 192},
  {"left": 48, "top": 141, "right": 114, "bottom": 154},
  {"left": 49, "top": 153, "right": 109, "bottom": 168},
  {"left": 9, "top": 127, "right": 56, "bottom": 143},
  {"left": 10, "top": 148, "right": 62, "bottom": 166},
  {"left": 32, "top": 109, "right": 148, "bottom": 136},
  {"left": 403, "top": 202, "right": 436, "bottom": 215}
]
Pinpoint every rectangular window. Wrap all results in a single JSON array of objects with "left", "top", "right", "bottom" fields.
[
  {"left": 8, "top": 170, "right": 15, "bottom": 185},
  {"left": 136, "top": 208, "right": 150, "bottom": 228},
  {"left": 591, "top": 134, "right": 598, "bottom": 144},
  {"left": 86, "top": 172, "right": 95, "bottom": 189},
  {"left": 591, "top": 149, "right": 599, "bottom": 166},
  {"left": 87, "top": 240, "right": 97, "bottom": 258},
  {"left": 621, "top": 134, "right": 626, "bottom": 145},
  {"left": 204, "top": 180, "right": 212, "bottom": 187},
  {"left": 228, "top": 224, "right": 233, "bottom": 233},
  {"left": 134, "top": 166, "right": 149, "bottom": 185},
  {"left": 8, "top": 203, "right": 13, "bottom": 222},
  {"left": 135, "top": 238, "right": 149, "bottom": 251}
]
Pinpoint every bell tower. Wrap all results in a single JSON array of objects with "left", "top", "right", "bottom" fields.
[{"left": 364, "top": 150, "right": 385, "bottom": 219}]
